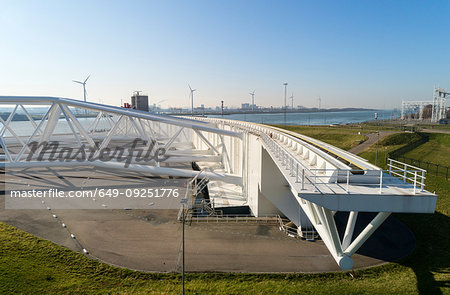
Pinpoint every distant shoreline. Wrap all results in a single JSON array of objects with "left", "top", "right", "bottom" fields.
[
  {"left": 0, "top": 107, "right": 383, "bottom": 121},
  {"left": 164, "top": 107, "right": 379, "bottom": 116}
]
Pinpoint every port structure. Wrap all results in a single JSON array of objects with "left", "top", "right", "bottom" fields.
[
  {"left": 401, "top": 86, "right": 448, "bottom": 122},
  {"left": 0, "top": 96, "right": 437, "bottom": 270}
]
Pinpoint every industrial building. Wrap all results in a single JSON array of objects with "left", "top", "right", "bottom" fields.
[{"left": 131, "top": 91, "right": 149, "bottom": 111}]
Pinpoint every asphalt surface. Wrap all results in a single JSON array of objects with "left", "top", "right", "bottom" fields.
[{"left": 0, "top": 167, "right": 416, "bottom": 273}]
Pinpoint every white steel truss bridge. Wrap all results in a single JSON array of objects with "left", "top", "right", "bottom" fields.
[{"left": 0, "top": 96, "right": 437, "bottom": 270}]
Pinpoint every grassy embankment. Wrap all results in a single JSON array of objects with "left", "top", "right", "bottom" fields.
[
  {"left": 272, "top": 124, "right": 369, "bottom": 150},
  {"left": 0, "top": 124, "right": 449, "bottom": 294}
]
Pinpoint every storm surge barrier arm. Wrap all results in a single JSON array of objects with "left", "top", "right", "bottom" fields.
[{"left": 192, "top": 116, "right": 437, "bottom": 270}]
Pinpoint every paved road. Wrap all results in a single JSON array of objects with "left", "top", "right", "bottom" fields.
[
  {"left": 348, "top": 131, "right": 398, "bottom": 155},
  {"left": 348, "top": 128, "right": 449, "bottom": 155},
  {"left": 421, "top": 128, "right": 450, "bottom": 134}
]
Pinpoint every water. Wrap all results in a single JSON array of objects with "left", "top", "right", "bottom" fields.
[
  {"left": 209, "top": 110, "right": 399, "bottom": 125},
  {"left": 4, "top": 117, "right": 102, "bottom": 137},
  {"left": 3, "top": 109, "right": 399, "bottom": 137}
]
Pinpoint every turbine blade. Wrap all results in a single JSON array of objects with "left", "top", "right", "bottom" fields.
[
  {"left": 84, "top": 75, "right": 91, "bottom": 83},
  {"left": 73, "top": 80, "right": 83, "bottom": 84},
  {"left": 188, "top": 84, "right": 192, "bottom": 91}
]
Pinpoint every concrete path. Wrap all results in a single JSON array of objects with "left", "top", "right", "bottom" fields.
[
  {"left": 421, "top": 128, "right": 450, "bottom": 134},
  {"left": 347, "top": 128, "right": 449, "bottom": 155}
]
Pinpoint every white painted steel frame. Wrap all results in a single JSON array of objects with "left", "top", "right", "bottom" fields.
[
  {"left": 194, "top": 116, "right": 437, "bottom": 270},
  {"left": 0, "top": 97, "right": 241, "bottom": 183}
]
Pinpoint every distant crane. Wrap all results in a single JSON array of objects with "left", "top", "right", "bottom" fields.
[
  {"left": 153, "top": 99, "right": 167, "bottom": 111},
  {"left": 188, "top": 84, "right": 196, "bottom": 114},
  {"left": 249, "top": 90, "right": 255, "bottom": 111},
  {"left": 72, "top": 75, "right": 90, "bottom": 103}
]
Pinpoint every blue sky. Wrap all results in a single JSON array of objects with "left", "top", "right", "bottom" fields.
[{"left": 0, "top": 0, "right": 449, "bottom": 109}]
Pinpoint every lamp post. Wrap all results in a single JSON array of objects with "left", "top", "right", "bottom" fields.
[
  {"left": 375, "top": 131, "right": 380, "bottom": 166},
  {"left": 283, "top": 83, "right": 288, "bottom": 125},
  {"left": 180, "top": 197, "right": 187, "bottom": 295}
]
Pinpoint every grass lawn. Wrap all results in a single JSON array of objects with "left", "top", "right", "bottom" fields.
[
  {"left": 0, "top": 126, "right": 449, "bottom": 294},
  {"left": 271, "top": 125, "right": 368, "bottom": 150},
  {"left": 403, "top": 133, "right": 450, "bottom": 167},
  {"left": 355, "top": 132, "right": 425, "bottom": 167}
]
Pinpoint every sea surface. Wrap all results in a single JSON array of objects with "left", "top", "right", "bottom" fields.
[
  {"left": 209, "top": 109, "right": 399, "bottom": 125},
  {"left": 2, "top": 108, "right": 399, "bottom": 137}
]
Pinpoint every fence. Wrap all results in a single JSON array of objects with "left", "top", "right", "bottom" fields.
[
  {"left": 392, "top": 155, "right": 450, "bottom": 179},
  {"left": 388, "top": 133, "right": 429, "bottom": 159}
]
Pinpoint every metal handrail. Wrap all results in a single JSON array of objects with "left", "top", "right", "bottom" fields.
[
  {"left": 186, "top": 214, "right": 281, "bottom": 223},
  {"left": 196, "top": 117, "right": 428, "bottom": 195},
  {"left": 263, "top": 130, "right": 427, "bottom": 195},
  {"left": 388, "top": 158, "right": 426, "bottom": 193}
]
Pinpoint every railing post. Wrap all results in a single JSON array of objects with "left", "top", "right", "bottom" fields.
[
  {"left": 379, "top": 170, "right": 383, "bottom": 194},
  {"left": 296, "top": 163, "right": 299, "bottom": 183},
  {"left": 421, "top": 170, "right": 425, "bottom": 191},
  {"left": 302, "top": 169, "right": 305, "bottom": 190},
  {"left": 403, "top": 164, "right": 407, "bottom": 182},
  {"left": 413, "top": 171, "right": 417, "bottom": 195},
  {"left": 290, "top": 158, "right": 293, "bottom": 176},
  {"left": 388, "top": 159, "right": 392, "bottom": 175},
  {"left": 346, "top": 170, "right": 350, "bottom": 193}
]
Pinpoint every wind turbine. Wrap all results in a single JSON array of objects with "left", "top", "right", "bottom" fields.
[
  {"left": 318, "top": 96, "right": 322, "bottom": 110},
  {"left": 188, "top": 84, "right": 196, "bottom": 114},
  {"left": 249, "top": 90, "right": 255, "bottom": 111},
  {"left": 72, "top": 75, "right": 90, "bottom": 103}
]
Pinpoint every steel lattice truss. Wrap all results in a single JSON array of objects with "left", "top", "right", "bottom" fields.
[{"left": 0, "top": 97, "right": 241, "bottom": 183}]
